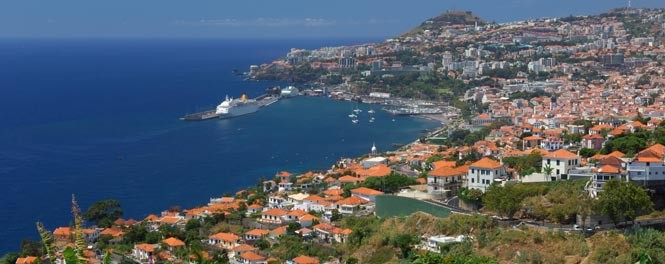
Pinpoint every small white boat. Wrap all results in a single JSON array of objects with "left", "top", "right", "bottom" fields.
[
  {"left": 352, "top": 119, "right": 359, "bottom": 124},
  {"left": 348, "top": 114, "right": 357, "bottom": 118},
  {"left": 353, "top": 108, "right": 362, "bottom": 114},
  {"left": 369, "top": 118, "right": 375, "bottom": 123},
  {"left": 392, "top": 118, "right": 396, "bottom": 122},
  {"left": 368, "top": 109, "right": 376, "bottom": 114}
]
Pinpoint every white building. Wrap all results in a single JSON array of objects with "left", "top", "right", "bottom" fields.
[
  {"left": 467, "top": 157, "right": 506, "bottom": 192},
  {"left": 627, "top": 144, "right": 665, "bottom": 183},
  {"left": 542, "top": 149, "right": 581, "bottom": 181}
]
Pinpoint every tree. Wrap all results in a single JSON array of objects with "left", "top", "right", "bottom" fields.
[
  {"left": 393, "top": 233, "right": 418, "bottom": 258},
  {"left": 543, "top": 164, "right": 553, "bottom": 181},
  {"left": 19, "top": 239, "right": 43, "bottom": 257},
  {"left": 330, "top": 209, "right": 342, "bottom": 222},
  {"left": 82, "top": 200, "right": 123, "bottom": 228},
  {"left": 579, "top": 148, "right": 597, "bottom": 158},
  {"left": 0, "top": 253, "right": 19, "bottom": 264},
  {"left": 286, "top": 223, "right": 302, "bottom": 235},
  {"left": 482, "top": 184, "right": 524, "bottom": 218},
  {"left": 597, "top": 179, "right": 653, "bottom": 226}
]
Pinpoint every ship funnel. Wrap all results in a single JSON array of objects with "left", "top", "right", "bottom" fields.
[{"left": 241, "top": 93, "right": 247, "bottom": 102}]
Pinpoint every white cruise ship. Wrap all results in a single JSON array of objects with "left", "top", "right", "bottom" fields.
[{"left": 215, "top": 94, "right": 260, "bottom": 118}]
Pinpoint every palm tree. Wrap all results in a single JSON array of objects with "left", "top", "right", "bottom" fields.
[{"left": 543, "top": 164, "right": 554, "bottom": 181}]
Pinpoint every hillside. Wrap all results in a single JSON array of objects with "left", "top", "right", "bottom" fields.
[{"left": 402, "top": 10, "right": 486, "bottom": 37}]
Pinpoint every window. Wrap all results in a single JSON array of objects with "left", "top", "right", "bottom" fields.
[
  {"left": 471, "top": 169, "right": 475, "bottom": 173},
  {"left": 557, "top": 160, "right": 560, "bottom": 166},
  {"left": 547, "top": 159, "right": 551, "bottom": 164},
  {"left": 471, "top": 178, "right": 475, "bottom": 183}
]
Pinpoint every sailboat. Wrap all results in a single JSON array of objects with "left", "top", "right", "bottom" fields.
[
  {"left": 352, "top": 119, "right": 359, "bottom": 124},
  {"left": 368, "top": 108, "right": 376, "bottom": 114},
  {"left": 369, "top": 117, "right": 375, "bottom": 123},
  {"left": 348, "top": 113, "right": 357, "bottom": 118}
]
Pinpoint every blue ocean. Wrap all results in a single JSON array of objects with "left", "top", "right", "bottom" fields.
[{"left": 0, "top": 39, "right": 438, "bottom": 254}]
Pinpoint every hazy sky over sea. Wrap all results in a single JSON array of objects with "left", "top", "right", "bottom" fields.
[{"left": 3, "top": 0, "right": 663, "bottom": 38}]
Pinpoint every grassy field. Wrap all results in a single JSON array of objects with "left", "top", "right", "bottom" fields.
[{"left": 375, "top": 195, "right": 451, "bottom": 218}]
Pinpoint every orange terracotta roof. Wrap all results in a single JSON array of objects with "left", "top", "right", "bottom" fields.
[
  {"left": 469, "top": 157, "right": 502, "bottom": 169},
  {"left": 338, "top": 175, "right": 362, "bottom": 183},
  {"left": 299, "top": 214, "right": 319, "bottom": 221},
  {"left": 262, "top": 208, "right": 288, "bottom": 217},
  {"left": 544, "top": 149, "right": 579, "bottom": 159},
  {"left": 432, "top": 160, "right": 456, "bottom": 169},
  {"left": 162, "top": 237, "right": 185, "bottom": 247},
  {"left": 209, "top": 232, "right": 240, "bottom": 242},
  {"left": 523, "top": 135, "right": 543, "bottom": 141},
  {"left": 524, "top": 148, "right": 548, "bottom": 155},
  {"left": 271, "top": 225, "right": 287, "bottom": 235},
  {"left": 336, "top": 196, "right": 368, "bottom": 206},
  {"left": 53, "top": 227, "right": 71, "bottom": 236},
  {"left": 135, "top": 244, "right": 154, "bottom": 253},
  {"left": 15, "top": 257, "right": 37, "bottom": 264},
  {"left": 429, "top": 165, "right": 466, "bottom": 178},
  {"left": 239, "top": 252, "right": 265, "bottom": 262},
  {"left": 355, "top": 163, "right": 391, "bottom": 177},
  {"left": 245, "top": 228, "right": 270, "bottom": 237},
  {"left": 100, "top": 227, "right": 124, "bottom": 237},
  {"left": 322, "top": 188, "right": 344, "bottom": 196},
  {"left": 350, "top": 187, "right": 384, "bottom": 196},
  {"left": 303, "top": 194, "right": 325, "bottom": 202},
  {"left": 597, "top": 165, "right": 621, "bottom": 174},
  {"left": 293, "top": 255, "right": 320, "bottom": 264},
  {"left": 607, "top": 151, "right": 625, "bottom": 158},
  {"left": 231, "top": 244, "right": 256, "bottom": 252},
  {"left": 144, "top": 214, "right": 159, "bottom": 222}
]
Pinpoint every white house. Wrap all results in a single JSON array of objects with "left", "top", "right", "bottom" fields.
[
  {"left": 350, "top": 187, "right": 384, "bottom": 202},
  {"left": 132, "top": 244, "right": 154, "bottom": 262},
  {"left": 542, "top": 149, "right": 581, "bottom": 181},
  {"left": 467, "top": 157, "right": 506, "bottom": 192},
  {"left": 627, "top": 144, "right": 665, "bottom": 183},
  {"left": 208, "top": 232, "right": 240, "bottom": 249}
]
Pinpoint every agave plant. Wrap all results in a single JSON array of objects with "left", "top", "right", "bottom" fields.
[
  {"left": 36, "top": 221, "right": 56, "bottom": 261},
  {"left": 71, "top": 194, "right": 88, "bottom": 263}
]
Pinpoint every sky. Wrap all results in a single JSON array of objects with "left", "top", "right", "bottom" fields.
[{"left": 2, "top": 0, "right": 663, "bottom": 39}]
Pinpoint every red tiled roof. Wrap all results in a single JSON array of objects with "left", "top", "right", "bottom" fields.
[
  {"left": 469, "top": 157, "right": 502, "bottom": 169},
  {"left": 544, "top": 149, "right": 579, "bottom": 159},
  {"left": 163, "top": 237, "right": 185, "bottom": 247},
  {"left": 350, "top": 187, "right": 384, "bottom": 196},
  {"left": 293, "top": 255, "right": 320, "bottom": 264}
]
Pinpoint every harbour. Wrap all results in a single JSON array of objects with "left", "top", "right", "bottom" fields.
[{"left": 180, "top": 93, "right": 280, "bottom": 121}]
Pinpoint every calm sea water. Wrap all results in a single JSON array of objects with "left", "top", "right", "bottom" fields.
[{"left": 0, "top": 39, "right": 438, "bottom": 254}]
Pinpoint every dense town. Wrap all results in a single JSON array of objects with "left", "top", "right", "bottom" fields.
[{"left": 5, "top": 6, "right": 665, "bottom": 264}]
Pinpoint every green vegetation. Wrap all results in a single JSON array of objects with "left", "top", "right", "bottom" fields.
[
  {"left": 482, "top": 180, "right": 589, "bottom": 224},
  {"left": 343, "top": 172, "right": 418, "bottom": 194},
  {"left": 597, "top": 179, "right": 653, "bottom": 226},
  {"left": 501, "top": 152, "right": 543, "bottom": 177},
  {"left": 82, "top": 199, "right": 123, "bottom": 228}
]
